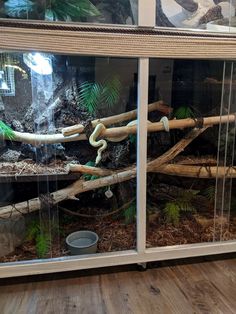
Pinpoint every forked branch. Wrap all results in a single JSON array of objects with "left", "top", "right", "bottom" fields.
[{"left": 0, "top": 127, "right": 209, "bottom": 219}]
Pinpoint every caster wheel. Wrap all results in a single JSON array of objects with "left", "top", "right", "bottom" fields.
[{"left": 137, "top": 262, "right": 148, "bottom": 271}]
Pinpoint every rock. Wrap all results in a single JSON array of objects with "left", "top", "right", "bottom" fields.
[
  {"left": 0, "top": 216, "right": 26, "bottom": 257},
  {"left": 20, "top": 143, "right": 66, "bottom": 163},
  {"left": 36, "top": 143, "right": 66, "bottom": 163},
  {"left": 111, "top": 142, "right": 130, "bottom": 168},
  {"left": 0, "top": 149, "right": 21, "bottom": 162},
  {"left": 11, "top": 119, "right": 24, "bottom": 132}
]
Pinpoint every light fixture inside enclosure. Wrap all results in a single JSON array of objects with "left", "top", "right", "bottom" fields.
[
  {"left": 23, "top": 53, "right": 53, "bottom": 75},
  {"left": 0, "top": 71, "right": 9, "bottom": 91}
]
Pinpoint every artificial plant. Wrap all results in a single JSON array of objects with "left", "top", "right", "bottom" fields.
[
  {"left": 173, "top": 105, "right": 195, "bottom": 119},
  {"left": 0, "top": 121, "right": 15, "bottom": 140},
  {"left": 3, "top": 0, "right": 100, "bottom": 21},
  {"left": 124, "top": 202, "right": 136, "bottom": 224},
  {"left": 26, "top": 220, "right": 51, "bottom": 258},
  {"left": 163, "top": 189, "right": 199, "bottom": 226},
  {"left": 78, "top": 76, "right": 121, "bottom": 115}
]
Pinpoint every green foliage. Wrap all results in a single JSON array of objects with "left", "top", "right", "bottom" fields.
[
  {"left": 82, "top": 161, "right": 101, "bottom": 181},
  {"left": 102, "top": 76, "right": 121, "bottom": 108},
  {"left": 174, "top": 106, "right": 195, "bottom": 119},
  {"left": 0, "top": 121, "right": 15, "bottom": 140},
  {"left": 45, "top": 0, "right": 100, "bottom": 21},
  {"left": 177, "top": 189, "right": 199, "bottom": 212},
  {"left": 124, "top": 203, "right": 136, "bottom": 224},
  {"left": 79, "top": 76, "right": 121, "bottom": 115},
  {"left": 129, "top": 134, "right": 137, "bottom": 145},
  {"left": 4, "top": 0, "right": 100, "bottom": 21},
  {"left": 4, "top": 0, "right": 35, "bottom": 18},
  {"left": 26, "top": 220, "right": 51, "bottom": 258},
  {"left": 79, "top": 82, "right": 103, "bottom": 115},
  {"left": 202, "top": 185, "right": 215, "bottom": 203},
  {"left": 163, "top": 189, "right": 199, "bottom": 225},
  {"left": 164, "top": 202, "right": 180, "bottom": 226},
  {"left": 26, "top": 220, "right": 39, "bottom": 241},
  {"left": 35, "top": 233, "right": 51, "bottom": 259}
]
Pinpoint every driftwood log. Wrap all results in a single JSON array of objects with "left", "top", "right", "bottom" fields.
[
  {"left": 0, "top": 108, "right": 235, "bottom": 218},
  {"left": 1, "top": 113, "right": 235, "bottom": 145},
  {"left": 0, "top": 127, "right": 214, "bottom": 219},
  {"left": 62, "top": 100, "right": 171, "bottom": 136},
  {"left": 153, "top": 164, "right": 236, "bottom": 178}
]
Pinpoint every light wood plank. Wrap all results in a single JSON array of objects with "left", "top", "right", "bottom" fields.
[{"left": 1, "top": 257, "right": 236, "bottom": 314}]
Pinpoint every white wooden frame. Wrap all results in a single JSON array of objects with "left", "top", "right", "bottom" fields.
[{"left": 0, "top": 0, "right": 236, "bottom": 278}]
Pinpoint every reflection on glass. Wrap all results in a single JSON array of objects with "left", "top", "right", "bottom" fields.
[
  {"left": 0, "top": 52, "right": 137, "bottom": 263},
  {"left": 156, "top": 0, "right": 236, "bottom": 32},
  {"left": 0, "top": 0, "right": 138, "bottom": 25},
  {"left": 214, "top": 61, "right": 236, "bottom": 241},
  {"left": 146, "top": 58, "right": 236, "bottom": 248}
]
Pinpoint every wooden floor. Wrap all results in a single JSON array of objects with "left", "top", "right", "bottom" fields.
[{"left": 1, "top": 255, "right": 236, "bottom": 314}]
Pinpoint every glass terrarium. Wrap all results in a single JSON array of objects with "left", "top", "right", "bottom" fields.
[
  {"left": 0, "top": 52, "right": 138, "bottom": 262},
  {"left": 0, "top": 0, "right": 138, "bottom": 25},
  {"left": 0, "top": 0, "right": 236, "bottom": 278},
  {"left": 146, "top": 58, "right": 236, "bottom": 247},
  {"left": 156, "top": 0, "right": 236, "bottom": 32}
]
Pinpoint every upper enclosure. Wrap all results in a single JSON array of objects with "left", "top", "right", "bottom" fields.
[
  {"left": 156, "top": 0, "right": 236, "bottom": 32},
  {"left": 0, "top": 0, "right": 138, "bottom": 25},
  {"left": 1, "top": 0, "right": 236, "bottom": 33}
]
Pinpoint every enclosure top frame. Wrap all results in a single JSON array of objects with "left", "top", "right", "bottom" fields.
[
  {"left": 1, "top": 20, "right": 236, "bottom": 60},
  {"left": 1, "top": 0, "right": 236, "bottom": 61}
]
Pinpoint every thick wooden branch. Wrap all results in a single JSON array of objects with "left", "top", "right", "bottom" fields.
[
  {"left": 0, "top": 131, "right": 87, "bottom": 145},
  {"left": 66, "top": 164, "right": 114, "bottom": 176},
  {"left": 102, "top": 114, "right": 235, "bottom": 140},
  {"left": 155, "top": 164, "right": 236, "bottom": 179},
  {"left": 1, "top": 113, "right": 235, "bottom": 145},
  {"left": 0, "top": 127, "right": 207, "bottom": 219},
  {"left": 62, "top": 100, "right": 171, "bottom": 136},
  {"left": 175, "top": 156, "right": 217, "bottom": 165}
]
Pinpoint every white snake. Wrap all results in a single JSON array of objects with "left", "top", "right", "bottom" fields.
[
  {"left": 89, "top": 117, "right": 169, "bottom": 164},
  {"left": 89, "top": 123, "right": 107, "bottom": 165}
]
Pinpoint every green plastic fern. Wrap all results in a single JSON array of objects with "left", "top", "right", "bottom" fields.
[
  {"left": 79, "top": 82, "right": 104, "bottom": 114},
  {"left": 202, "top": 185, "right": 215, "bottom": 203},
  {"left": 26, "top": 220, "right": 40, "bottom": 241},
  {"left": 45, "top": 0, "right": 100, "bottom": 21},
  {"left": 36, "top": 233, "right": 51, "bottom": 259},
  {"left": 102, "top": 76, "right": 121, "bottom": 108},
  {"left": 4, "top": 0, "right": 100, "bottom": 21},
  {"left": 174, "top": 106, "right": 195, "bottom": 119},
  {"left": 177, "top": 190, "right": 199, "bottom": 212},
  {"left": 124, "top": 203, "right": 136, "bottom": 224},
  {"left": 0, "top": 121, "right": 15, "bottom": 140},
  {"left": 129, "top": 134, "right": 137, "bottom": 145},
  {"left": 79, "top": 76, "right": 121, "bottom": 115},
  {"left": 26, "top": 220, "right": 51, "bottom": 258},
  {"left": 82, "top": 161, "right": 100, "bottom": 181},
  {"left": 3, "top": 0, "right": 35, "bottom": 18},
  {"left": 163, "top": 189, "right": 199, "bottom": 225},
  {"left": 164, "top": 202, "right": 181, "bottom": 226}
]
